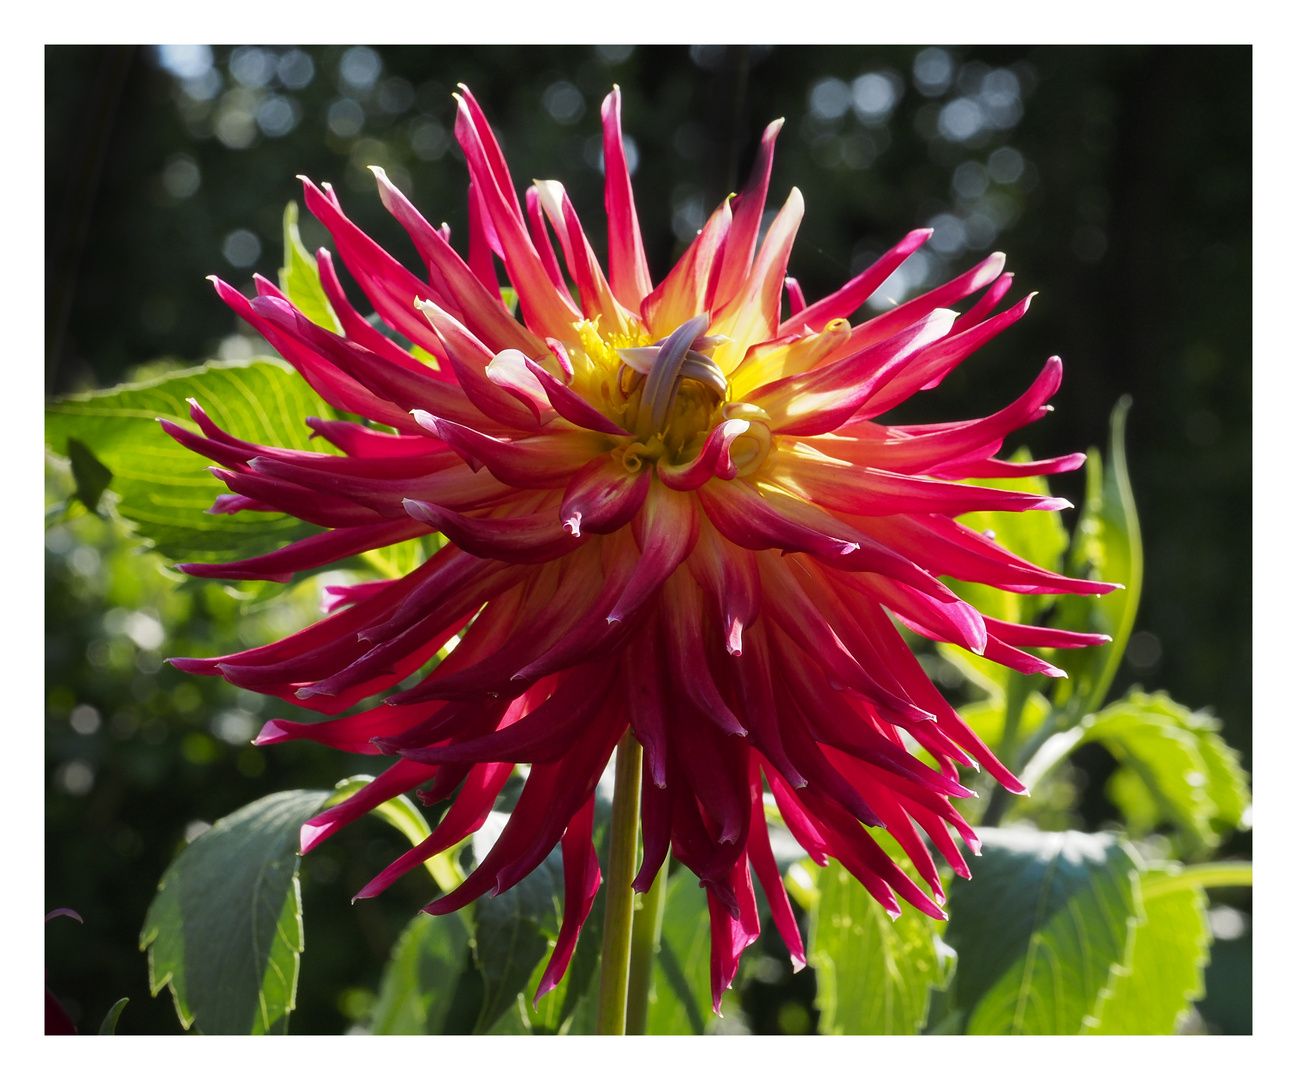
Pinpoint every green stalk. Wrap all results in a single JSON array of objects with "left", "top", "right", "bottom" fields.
[
  {"left": 625, "top": 857, "right": 668, "bottom": 1034},
  {"left": 1141, "top": 862, "right": 1253, "bottom": 900},
  {"left": 596, "top": 731, "right": 643, "bottom": 1035}
]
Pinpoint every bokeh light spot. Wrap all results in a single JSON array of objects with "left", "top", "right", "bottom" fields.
[
  {"left": 913, "top": 47, "right": 953, "bottom": 96},
  {"left": 278, "top": 49, "right": 315, "bottom": 90},
  {"left": 543, "top": 80, "right": 585, "bottom": 125},
  {"left": 340, "top": 46, "right": 382, "bottom": 92},
  {"left": 222, "top": 228, "right": 262, "bottom": 268}
]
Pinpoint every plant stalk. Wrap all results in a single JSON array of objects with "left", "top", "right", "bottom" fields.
[
  {"left": 596, "top": 731, "right": 643, "bottom": 1035},
  {"left": 625, "top": 857, "right": 668, "bottom": 1034}
]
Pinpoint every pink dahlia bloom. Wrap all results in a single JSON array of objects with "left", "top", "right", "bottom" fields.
[{"left": 168, "top": 87, "right": 1112, "bottom": 1010}]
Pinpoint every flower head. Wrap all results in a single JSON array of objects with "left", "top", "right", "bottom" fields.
[{"left": 167, "top": 86, "right": 1113, "bottom": 1010}]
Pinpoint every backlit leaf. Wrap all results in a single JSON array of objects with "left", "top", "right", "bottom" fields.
[
  {"left": 1090, "top": 870, "right": 1209, "bottom": 1034},
  {"left": 279, "top": 200, "right": 342, "bottom": 333},
  {"left": 1081, "top": 691, "right": 1251, "bottom": 853},
  {"left": 956, "top": 446, "right": 1070, "bottom": 626},
  {"left": 808, "top": 846, "right": 950, "bottom": 1034},
  {"left": 1052, "top": 396, "right": 1141, "bottom": 719},
  {"left": 46, "top": 359, "right": 337, "bottom": 566}
]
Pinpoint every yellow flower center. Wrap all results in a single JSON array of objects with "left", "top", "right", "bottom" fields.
[{"left": 569, "top": 316, "right": 752, "bottom": 474}]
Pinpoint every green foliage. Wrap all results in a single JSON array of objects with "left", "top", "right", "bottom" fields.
[
  {"left": 648, "top": 868, "right": 715, "bottom": 1033},
  {"left": 66, "top": 437, "right": 114, "bottom": 516},
  {"left": 46, "top": 359, "right": 337, "bottom": 566},
  {"left": 942, "top": 829, "right": 1141, "bottom": 1034},
  {"left": 1080, "top": 691, "right": 1250, "bottom": 853},
  {"left": 1091, "top": 871, "right": 1209, "bottom": 1034},
  {"left": 472, "top": 854, "right": 562, "bottom": 1032},
  {"left": 279, "top": 201, "right": 342, "bottom": 334},
  {"left": 370, "top": 913, "right": 473, "bottom": 1034},
  {"left": 140, "top": 789, "right": 332, "bottom": 1033},
  {"left": 955, "top": 447, "right": 1071, "bottom": 627},
  {"left": 807, "top": 851, "right": 951, "bottom": 1034},
  {"left": 1052, "top": 396, "right": 1143, "bottom": 720},
  {"left": 97, "top": 998, "right": 130, "bottom": 1035}
]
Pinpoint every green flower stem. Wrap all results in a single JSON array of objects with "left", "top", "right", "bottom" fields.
[
  {"left": 596, "top": 731, "right": 643, "bottom": 1035},
  {"left": 625, "top": 856, "right": 668, "bottom": 1035},
  {"left": 1141, "top": 862, "right": 1254, "bottom": 900}
]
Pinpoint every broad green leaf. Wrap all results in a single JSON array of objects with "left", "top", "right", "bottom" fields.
[
  {"left": 647, "top": 868, "right": 714, "bottom": 1034},
  {"left": 1052, "top": 397, "right": 1142, "bottom": 719},
  {"left": 1080, "top": 691, "right": 1251, "bottom": 852},
  {"left": 944, "top": 828, "right": 1141, "bottom": 1034},
  {"left": 370, "top": 912, "right": 472, "bottom": 1034},
  {"left": 469, "top": 816, "right": 564, "bottom": 1033},
  {"left": 140, "top": 789, "right": 331, "bottom": 1033},
  {"left": 46, "top": 359, "right": 337, "bottom": 566},
  {"left": 472, "top": 887, "right": 553, "bottom": 1033},
  {"left": 1090, "top": 870, "right": 1208, "bottom": 1033},
  {"left": 66, "top": 437, "right": 113, "bottom": 515},
  {"left": 279, "top": 201, "right": 342, "bottom": 333},
  {"left": 808, "top": 848, "right": 950, "bottom": 1035}
]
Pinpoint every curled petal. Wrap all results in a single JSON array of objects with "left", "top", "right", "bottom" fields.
[
  {"left": 658, "top": 420, "right": 750, "bottom": 490},
  {"left": 560, "top": 455, "right": 650, "bottom": 537}
]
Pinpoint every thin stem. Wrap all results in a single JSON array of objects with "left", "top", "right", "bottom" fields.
[
  {"left": 1141, "top": 862, "right": 1253, "bottom": 900},
  {"left": 596, "top": 731, "right": 643, "bottom": 1035},
  {"left": 625, "top": 857, "right": 668, "bottom": 1035}
]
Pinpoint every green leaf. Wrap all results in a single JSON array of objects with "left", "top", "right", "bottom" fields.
[
  {"left": 1090, "top": 870, "right": 1209, "bottom": 1033},
  {"left": 1052, "top": 397, "right": 1142, "bottom": 719},
  {"left": 472, "top": 888, "right": 553, "bottom": 1033},
  {"left": 807, "top": 848, "right": 950, "bottom": 1034},
  {"left": 46, "top": 359, "right": 337, "bottom": 566},
  {"left": 557, "top": 885, "right": 604, "bottom": 1032},
  {"left": 647, "top": 867, "right": 714, "bottom": 1034},
  {"left": 944, "top": 828, "right": 1141, "bottom": 1034},
  {"left": 955, "top": 447, "right": 1071, "bottom": 626},
  {"left": 1080, "top": 691, "right": 1251, "bottom": 852},
  {"left": 139, "top": 789, "right": 332, "bottom": 1033},
  {"left": 97, "top": 998, "right": 129, "bottom": 1035},
  {"left": 468, "top": 815, "right": 564, "bottom": 1033},
  {"left": 370, "top": 912, "right": 472, "bottom": 1034},
  {"left": 956, "top": 690, "right": 1051, "bottom": 747},
  {"left": 279, "top": 201, "right": 342, "bottom": 333},
  {"left": 66, "top": 437, "right": 113, "bottom": 515}
]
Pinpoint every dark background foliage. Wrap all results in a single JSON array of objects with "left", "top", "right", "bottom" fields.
[{"left": 45, "top": 44, "right": 1251, "bottom": 1033}]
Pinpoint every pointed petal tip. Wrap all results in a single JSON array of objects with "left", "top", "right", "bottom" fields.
[
  {"left": 252, "top": 720, "right": 290, "bottom": 746},
  {"left": 299, "top": 821, "right": 330, "bottom": 854}
]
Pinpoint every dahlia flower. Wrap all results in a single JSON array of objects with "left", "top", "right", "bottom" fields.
[{"left": 167, "top": 86, "right": 1112, "bottom": 1013}]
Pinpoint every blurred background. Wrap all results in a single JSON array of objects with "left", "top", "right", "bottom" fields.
[{"left": 45, "top": 45, "right": 1251, "bottom": 1033}]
